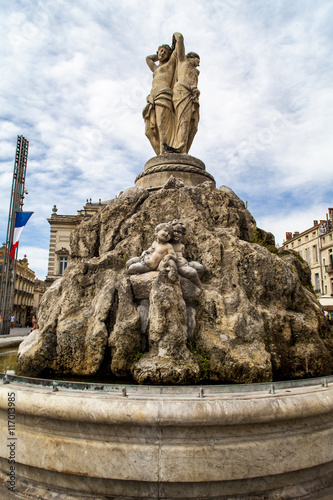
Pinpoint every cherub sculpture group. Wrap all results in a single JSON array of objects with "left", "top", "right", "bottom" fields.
[
  {"left": 143, "top": 33, "right": 200, "bottom": 156},
  {"left": 126, "top": 220, "right": 203, "bottom": 287}
]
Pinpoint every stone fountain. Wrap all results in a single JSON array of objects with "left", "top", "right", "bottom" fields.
[{"left": 1, "top": 32, "right": 333, "bottom": 499}]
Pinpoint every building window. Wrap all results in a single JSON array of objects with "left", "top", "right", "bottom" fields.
[
  {"left": 292, "top": 242, "right": 294, "bottom": 248},
  {"left": 306, "top": 248, "right": 310, "bottom": 264},
  {"left": 314, "top": 274, "right": 320, "bottom": 293},
  {"left": 59, "top": 257, "right": 68, "bottom": 275},
  {"left": 313, "top": 245, "right": 318, "bottom": 263},
  {"left": 306, "top": 235, "right": 309, "bottom": 241},
  {"left": 298, "top": 239, "right": 301, "bottom": 244},
  {"left": 298, "top": 250, "right": 302, "bottom": 258}
]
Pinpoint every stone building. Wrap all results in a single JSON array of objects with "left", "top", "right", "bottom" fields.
[
  {"left": 33, "top": 279, "right": 47, "bottom": 314},
  {"left": 14, "top": 256, "right": 36, "bottom": 326},
  {"left": 0, "top": 245, "right": 35, "bottom": 326},
  {"left": 45, "top": 199, "right": 106, "bottom": 285},
  {"left": 283, "top": 208, "right": 333, "bottom": 318}
]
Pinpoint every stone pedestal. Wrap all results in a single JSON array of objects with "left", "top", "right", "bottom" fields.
[{"left": 135, "top": 153, "right": 215, "bottom": 190}]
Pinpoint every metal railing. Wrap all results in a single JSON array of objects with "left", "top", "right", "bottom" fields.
[{"left": 0, "top": 372, "right": 332, "bottom": 396}]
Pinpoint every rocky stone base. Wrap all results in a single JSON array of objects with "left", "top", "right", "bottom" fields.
[{"left": 16, "top": 180, "right": 333, "bottom": 383}]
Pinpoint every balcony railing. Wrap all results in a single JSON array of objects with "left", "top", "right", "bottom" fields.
[{"left": 325, "top": 265, "right": 333, "bottom": 273}]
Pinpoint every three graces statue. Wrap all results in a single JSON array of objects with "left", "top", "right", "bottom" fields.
[{"left": 143, "top": 33, "right": 200, "bottom": 156}]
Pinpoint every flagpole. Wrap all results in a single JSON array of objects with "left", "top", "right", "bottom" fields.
[{"left": 0, "top": 136, "right": 29, "bottom": 335}]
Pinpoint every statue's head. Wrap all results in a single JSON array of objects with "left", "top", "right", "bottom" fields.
[
  {"left": 157, "top": 44, "right": 172, "bottom": 63},
  {"left": 186, "top": 52, "right": 200, "bottom": 67},
  {"left": 169, "top": 220, "right": 186, "bottom": 241},
  {"left": 154, "top": 223, "right": 173, "bottom": 241}
]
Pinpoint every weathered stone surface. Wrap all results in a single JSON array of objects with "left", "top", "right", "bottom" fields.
[
  {"left": 130, "top": 272, "right": 201, "bottom": 301},
  {"left": 130, "top": 272, "right": 158, "bottom": 300},
  {"left": 16, "top": 329, "right": 42, "bottom": 373},
  {"left": 162, "top": 175, "right": 185, "bottom": 189},
  {"left": 17, "top": 180, "right": 333, "bottom": 383},
  {"left": 17, "top": 264, "right": 118, "bottom": 376},
  {"left": 278, "top": 247, "right": 312, "bottom": 289},
  {"left": 108, "top": 276, "right": 141, "bottom": 377}
]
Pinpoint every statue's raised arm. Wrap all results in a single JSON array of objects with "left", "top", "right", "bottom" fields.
[
  {"left": 173, "top": 32, "right": 186, "bottom": 63},
  {"left": 172, "top": 34, "right": 200, "bottom": 153},
  {"left": 146, "top": 53, "right": 159, "bottom": 73}
]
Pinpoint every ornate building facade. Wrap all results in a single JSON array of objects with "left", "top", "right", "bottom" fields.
[
  {"left": 45, "top": 199, "right": 106, "bottom": 285},
  {"left": 283, "top": 208, "right": 333, "bottom": 318},
  {"left": 0, "top": 245, "right": 35, "bottom": 327}
]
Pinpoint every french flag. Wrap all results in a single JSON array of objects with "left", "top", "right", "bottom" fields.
[{"left": 9, "top": 211, "right": 34, "bottom": 261}]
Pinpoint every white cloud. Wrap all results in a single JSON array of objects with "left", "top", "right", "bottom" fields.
[
  {"left": 17, "top": 246, "right": 49, "bottom": 281},
  {"left": 0, "top": 0, "right": 332, "bottom": 279}
]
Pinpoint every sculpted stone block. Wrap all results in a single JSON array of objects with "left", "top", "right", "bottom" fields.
[
  {"left": 126, "top": 219, "right": 203, "bottom": 368},
  {"left": 132, "top": 259, "right": 200, "bottom": 384},
  {"left": 129, "top": 273, "right": 201, "bottom": 302}
]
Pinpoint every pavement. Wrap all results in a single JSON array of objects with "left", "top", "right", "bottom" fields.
[{"left": 0, "top": 327, "right": 32, "bottom": 348}]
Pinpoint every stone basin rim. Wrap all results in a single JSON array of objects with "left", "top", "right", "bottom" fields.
[{"left": 1, "top": 371, "right": 332, "bottom": 394}]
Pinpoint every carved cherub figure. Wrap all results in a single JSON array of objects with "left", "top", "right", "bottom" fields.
[
  {"left": 168, "top": 220, "right": 203, "bottom": 287},
  {"left": 126, "top": 223, "right": 176, "bottom": 274}
]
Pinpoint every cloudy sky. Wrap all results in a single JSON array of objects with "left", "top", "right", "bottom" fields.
[{"left": 1, "top": 0, "right": 332, "bottom": 279}]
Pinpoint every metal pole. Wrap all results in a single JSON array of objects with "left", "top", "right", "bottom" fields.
[{"left": 0, "top": 135, "right": 29, "bottom": 335}]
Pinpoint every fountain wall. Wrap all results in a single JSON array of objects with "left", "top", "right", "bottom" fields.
[{"left": 1, "top": 376, "right": 333, "bottom": 499}]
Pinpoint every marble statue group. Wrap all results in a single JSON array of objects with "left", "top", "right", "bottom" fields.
[
  {"left": 143, "top": 32, "right": 200, "bottom": 156},
  {"left": 126, "top": 220, "right": 203, "bottom": 287}
]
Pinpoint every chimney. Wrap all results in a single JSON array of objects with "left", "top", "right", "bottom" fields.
[
  {"left": 293, "top": 231, "right": 300, "bottom": 238},
  {"left": 286, "top": 232, "right": 292, "bottom": 241},
  {"left": 313, "top": 220, "right": 318, "bottom": 226},
  {"left": 328, "top": 208, "right": 333, "bottom": 221}
]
